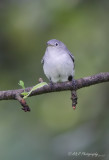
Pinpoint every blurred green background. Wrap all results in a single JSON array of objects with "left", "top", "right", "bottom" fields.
[{"left": 0, "top": 0, "right": 109, "bottom": 160}]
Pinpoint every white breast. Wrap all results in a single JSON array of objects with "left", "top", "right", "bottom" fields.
[{"left": 43, "top": 47, "right": 74, "bottom": 82}]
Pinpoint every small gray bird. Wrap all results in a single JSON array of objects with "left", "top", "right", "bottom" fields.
[{"left": 41, "top": 39, "right": 75, "bottom": 84}]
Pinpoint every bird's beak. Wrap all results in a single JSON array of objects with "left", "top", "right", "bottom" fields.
[{"left": 47, "top": 42, "right": 54, "bottom": 47}]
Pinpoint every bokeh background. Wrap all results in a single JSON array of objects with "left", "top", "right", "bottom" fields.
[{"left": 0, "top": 0, "right": 109, "bottom": 160}]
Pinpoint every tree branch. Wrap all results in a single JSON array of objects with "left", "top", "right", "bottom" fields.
[{"left": 0, "top": 72, "right": 109, "bottom": 111}]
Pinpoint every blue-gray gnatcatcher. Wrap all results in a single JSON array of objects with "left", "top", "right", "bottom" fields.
[{"left": 41, "top": 39, "right": 75, "bottom": 84}]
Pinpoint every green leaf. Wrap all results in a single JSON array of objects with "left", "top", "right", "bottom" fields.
[
  {"left": 21, "top": 92, "right": 28, "bottom": 96},
  {"left": 18, "top": 80, "right": 25, "bottom": 89},
  {"left": 23, "top": 82, "right": 48, "bottom": 99}
]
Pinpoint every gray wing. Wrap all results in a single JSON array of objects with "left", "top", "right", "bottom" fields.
[
  {"left": 41, "top": 57, "right": 44, "bottom": 64},
  {"left": 67, "top": 50, "right": 75, "bottom": 69},
  {"left": 67, "top": 50, "right": 75, "bottom": 63}
]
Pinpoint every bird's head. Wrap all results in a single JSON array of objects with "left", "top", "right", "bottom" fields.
[{"left": 46, "top": 39, "right": 66, "bottom": 49}]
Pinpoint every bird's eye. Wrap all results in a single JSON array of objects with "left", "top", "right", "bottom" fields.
[{"left": 55, "top": 43, "right": 58, "bottom": 46}]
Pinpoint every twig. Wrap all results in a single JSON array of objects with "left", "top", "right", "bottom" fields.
[
  {"left": 71, "top": 90, "right": 78, "bottom": 110},
  {"left": 15, "top": 95, "right": 30, "bottom": 112}
]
